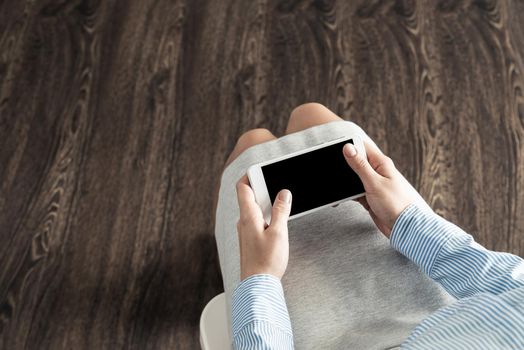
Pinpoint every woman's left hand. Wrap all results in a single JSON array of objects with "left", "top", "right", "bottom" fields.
[{"left": 236, "top": 175, "right": 293, "bottom": 280}]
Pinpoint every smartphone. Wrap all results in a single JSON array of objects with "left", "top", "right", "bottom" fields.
[{"left": 247, "top": 134, "right": 366, "bottom": 225}]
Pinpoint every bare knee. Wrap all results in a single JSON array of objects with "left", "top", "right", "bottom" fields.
[
  {"left": 224, "top": 128, "right": 276, "bottom": 169},
  {"left": 236, "top": 128, "right": 275, "bottom": 148},
  {"left": 290, "top": 103, "right": 328, "bottom": 122},
  {"left": 286, "top": 102, "right": 342, "bottom": 134}
]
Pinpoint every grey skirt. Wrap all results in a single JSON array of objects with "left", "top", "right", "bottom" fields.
[{"left": 214, "top": 120, "right": 453, "bottom": 350}]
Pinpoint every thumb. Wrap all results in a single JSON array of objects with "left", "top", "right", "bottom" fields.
[
  {"left": 270, "top": 189, "right": 292, "bottom": 230},
  {"left": 343, "top": 143, "right": 378, "bottom": 186}
]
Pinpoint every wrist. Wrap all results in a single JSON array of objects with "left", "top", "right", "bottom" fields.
[
  {"left": 390, "top": 201, "right": 435, "bottom": 241},
  {"left": 390, "top": 203, "right": 418, "bottom": 242},
  {"left": 389, "top": 202, "right": 454, "bottom": 275},
  {"left": 232, "top": 274, "right": 292, "bottom": 338},
  {"left": 241, "top": 268, "right": 283, "bottom": 281}
]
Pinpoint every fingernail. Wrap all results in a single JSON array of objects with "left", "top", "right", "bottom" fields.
[
  {"left": 343, "top": 143, "right": 357, "bottom": 158},
  {"left": 279, "top": 189, "right": 291, "bottom": 203}
]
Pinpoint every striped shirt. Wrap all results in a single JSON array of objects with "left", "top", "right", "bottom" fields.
[{"left": 231, "top": 203, "right": 524, "bottom": 349}]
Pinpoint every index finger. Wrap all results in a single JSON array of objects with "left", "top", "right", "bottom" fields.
[
  {"left": 236, "top": 175, "right": 263, "bottom": 223},
  {"left": 362, "top": 136, "right": 385, "bottom": 162}
]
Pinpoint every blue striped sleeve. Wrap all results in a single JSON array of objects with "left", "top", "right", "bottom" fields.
[
  {"left": 391, "top": 203, "right": 524, "bottom": 299},
  {"left": 232, "top": 274, "right": 294, "bottom": 349},
  {"left": 401, "top": 288, "right": 524, "bottom": 349}
]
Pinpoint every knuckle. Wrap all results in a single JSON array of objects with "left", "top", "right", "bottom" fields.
[
  {"left": 273, "top": 201, "right": 289, "bottom": 213},
  {"left": 239, "top": 216, "right": 249, "bottom": 226},
  {"left": 239, "top": 214, "right": 255, "bottom": 226},
  {"left": 382, "top": 156, "right": 396, "bottom": 170},
  {"left": 356, "top": 156, "right": 368, "bottom": 169}
]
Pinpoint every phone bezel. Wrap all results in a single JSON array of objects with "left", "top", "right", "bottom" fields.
[{"left": 247, "top": 133, "right": 366, "bottom": 225}]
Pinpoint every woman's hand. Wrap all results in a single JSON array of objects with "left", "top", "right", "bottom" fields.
[
  {"left": 236, "top": 175, "right": 292, "bottom": 280},
  {"left": 343, "top": 137, "right": 430, "bottom": 238}
]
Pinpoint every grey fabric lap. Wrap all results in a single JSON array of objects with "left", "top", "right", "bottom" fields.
[{"left": 214, "top": 120, "right": 454, "bottom": 349}]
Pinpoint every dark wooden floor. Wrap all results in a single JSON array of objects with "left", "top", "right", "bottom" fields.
[{"left": 1, "top": 0, "right": 524, "bottom": 349}]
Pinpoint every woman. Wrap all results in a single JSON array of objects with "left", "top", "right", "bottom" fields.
[{"left": 214, "top": 103, "right": 447, "bottom": 349}]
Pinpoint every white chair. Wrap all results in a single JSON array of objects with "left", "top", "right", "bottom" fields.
[{"left": 200, "top": 293, "right": 232, "bottom": 350}]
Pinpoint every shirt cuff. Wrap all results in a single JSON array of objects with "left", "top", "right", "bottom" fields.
[
  {"left": 390, "top": 203, "right": 456, "bottom": 275},
  {"left": 232, "top": 274, "right": 292, "bottom": 339}
]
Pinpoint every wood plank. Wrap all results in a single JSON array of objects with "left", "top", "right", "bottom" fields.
[{"left": 0, "top": 0, "right": 523, "bottom": 349}]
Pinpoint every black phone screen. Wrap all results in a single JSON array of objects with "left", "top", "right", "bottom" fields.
[{"left": 261, "top": 138, "right": 365, "bottom": 216}]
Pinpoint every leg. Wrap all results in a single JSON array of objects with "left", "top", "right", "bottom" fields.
[
  {"left": 213, "top": 118, "right": 453, "bottom": 349},
  {"left": 285, "top": 102, "right": 344, "bottom": 135},
  {"left": 213, "top": 128, "right": 277, "bottom": 224},
  {"left": 223, "top": 128, "right": 277, "bottom": 169},
  {"left": 286, "top": 103, "right": 345, "bottom": 207}
]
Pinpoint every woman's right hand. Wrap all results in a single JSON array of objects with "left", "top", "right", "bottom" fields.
[{"left": 342, "top": 137, "right": 430, "bottom": 238}]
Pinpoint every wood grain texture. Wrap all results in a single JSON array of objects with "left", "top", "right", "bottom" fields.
[{"left": 1, "top": 0, "right": 523, "bottom": 349}]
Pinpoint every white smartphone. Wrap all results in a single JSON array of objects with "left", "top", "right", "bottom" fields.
[{"left": 247, "top": 134, "right": 366, "bottom": 225}]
